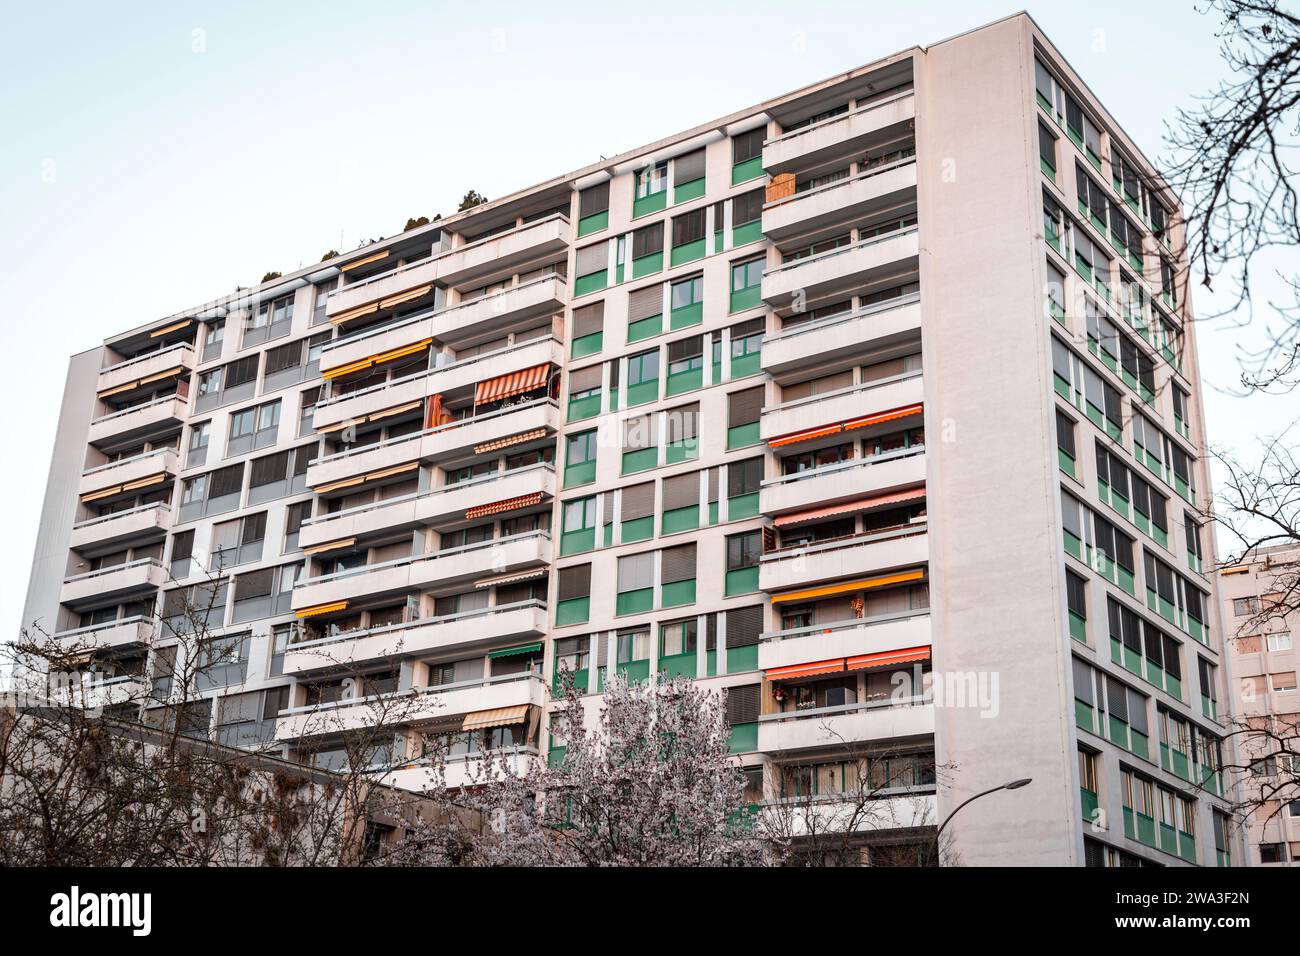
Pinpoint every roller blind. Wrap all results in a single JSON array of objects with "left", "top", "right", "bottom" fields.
[
  {"left": 674, "top": 148, "right": 705, "bottom": 183},
  {"left": 558, "top": 563, "right": 591, "bottom": 600},
  {"left": 573, "top": 301, "right": 605, "bottom": 337},
  {"left": 725, "top": 683, "right": 760, "bottom": 724},
  {"left": 662, "top": 471, "right": 700, "bottom": 510},
  {"left": 728, "top": 386, "right": 764, "bottom": 427},
  {"left": 621, "top": 482, "right": 655, "bottom": 520},
  {"left": 660, "top": 543, "right": 696, "bottom": 583},
  {"left": 575, "top": 242, "right": 608, "bottom": 276},
  {"left": 568, "top": 364, "right": 603, "bottom": 393},
  {"left": 617, "top": 552, "right": 654, "bottom": 592},
  {"left": 578, "top": 181, "right": 609, "bottom": 217},
  {"left": 628, "top": 285, "right": 663, "bottom": 322},
  {"left": 726, "top": 605, "right": 763, "bottom": 647}
]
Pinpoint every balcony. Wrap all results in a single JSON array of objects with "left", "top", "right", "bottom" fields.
[
  {"left": 430, "top": 274, "right": 566, "bottom": 347},
  {"left": 763, "top": 294, "right": 921, "bottom": 376},
  {"left": 293, "top": 532, "right": 552, "bottom": 610},
  {"left": 98, "top": 342, "right": 196, "bottom": 396},
  {"left": 284, "top": 601, "right": 548, "bottom": 676},
  {"left": 325, "top": 258, "right": 441, "bottom": 323},
  {"left": 79, "top": 447, "right": 179, "bottom": 499},
  {"left": 276, "top": 672, "right": 547, "bottom": 740},
  {"left": 434, "top": 215, "right": 571, "bottom": 290},
  {"left": 763, "top": 90, "right": 916, "bottom": 174},
  {"left": 758, "top": 609, "right": 930, "bottom": 674},
  {"left": 762, "top": 159, "right": 917, "bottom": 243},
  {"left": 762, "top": 227, "right": 919, "bottom": 309},
  {"left": 388, "top": 748, "right": 539, "bottom": 792},
  {"left": 761, "top": 447, "right": 925, "bottom": 518},
  {"left": 87, "top": 395, "right": 187, "bottom": 446},
  {"left": 426, "top": 338, "right": 562, "bottom": 398},
  {"left": 69, "top": 502, "right": 172, "bottom": 551},
  {"left": 761, "top": 370, "right": 923, "bottom": 444},
  {"left": 60, "top": 558, "right": 166, "bottom": 608},
  {"left": 760, "top": 524, "right": 928, "bottom": 593},
  {"left": 761, "top": 790, "right": 937, "bottom": 838},
  {"left": 51, "top": 674, "right": 151, "bottom": 712},
  {"left": 313, "top": 368, "right": 430, "bottom": 434},
  {"left": 300, "top": 464, "right": 556, "bottom": 550},
  {"left": 52, "top": 615, "right": 154, "bottom": 651},
  {"left": 307, "top": 398, "right": 560, "bottom": 489},
  {"left": 758, "top": 695, "right": 934, "bottom": 753}
]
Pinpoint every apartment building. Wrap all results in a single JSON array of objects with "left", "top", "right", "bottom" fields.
[
  {"left": 21, "top": 12, "right": 1242, "bottom": 865},
  {"left": 1218, "top": 545, "right": 1300, "bottom": 866}
]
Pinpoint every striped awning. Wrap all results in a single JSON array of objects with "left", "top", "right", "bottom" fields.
[
  {"left": 474, "top": 428, "right": 548, "bottom": 455},
  {"left": 295, "top": 600, "right": 350, "bottom": 618},
  {"left": 770, "top": 568, "right": 926, "bottom": 604},
  {"left": 765, "top": 659, "right": 847, "bottom": 681},
  {"left": 475, "top": 364, "right": 550, "bottom": 405},
  {"left": 474, "top": 568, "right": 546, "bottom": 589},
  {"left": 462, "top": 704, "right": 530, "bottom": 731},
  {"left": 773, "top": 486, "right": 926, "bottom": 527},
  {"left": 846, "top": 646, "right": 931, "bottom": 671},
  {"left": 768, "top": 403, "right": 923, "bottom": 447},
  {"left": 465, "top": 492, "right": 543, "bottom": 521}
]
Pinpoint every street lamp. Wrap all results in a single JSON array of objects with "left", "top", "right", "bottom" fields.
[{"left": 935, "top": 777, "right": 1032, "bottom": 842}]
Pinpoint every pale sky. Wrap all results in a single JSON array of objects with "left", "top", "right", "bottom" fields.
[{"left": 2, "top": 1, "right": 1293, "bottom": 639}]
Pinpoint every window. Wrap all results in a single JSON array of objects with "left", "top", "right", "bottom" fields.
[
  {"left": 555, "top": 636, "right": 590, "bottom": 675},
  {"left": 1056, "top": 409, "right": 1076, "bottom": 470},
  {"left": 727, "top": 386, "right": 764, "bottom": 448},
  {"left": 197, "top": 632, "right": 249, "bottom": 691},
  {"left": 1066, "top": 570, "right": 1087, "bottom": 639},
  {"left": 732, "top": 189, "right": 763, "bottom": 228},
  {"left": 244, "top": 292, "right": 294, "bottom": 347},
  {"left": 1259, "top": 843, "right": 1287, "bottom": 864},
  {"left": 564, "top": 430, "right": 598, "bottom": 487},
  {"left": 670, "top": 274, "right": 703, "bottom": 313},
  {"left": 727, "top": 531, "right": 761, "bottom": 572},
  {"left": 578, "top": 181, "right": 610, "bottom": 233},
  {"left": 1267, "top": 632, "right": 1293, "bottom": 652},
  {"left": 631, "top": 222, "right": 663, "bottom": 267},
  {"left": 729, "top": 256, "right": 764, "bottom": 312},
  {"left": 732, "top": 127, "right": 765, "bottom": 172},
  {"left": 672, "top": 208, "right": 706, "bottom": 248},
  {"left": 284, "top": 500, "right": 312, "bottom": 552},
  {"left": 187, "top": 420, "right": 211, "bottom": 468},
  {"left": 556, "top": 563, "right": 591, "bottom": 625},
  {"left": 209, "top": 512, "right": 267, "bottom": 570},
  {"left": 626, "top": 349, "right": 660, "bottom": 405},
  {"left": 1038, "top": 122, "right": 1057, "bottom": 175},
  {"left": 196, "top": 355, "right": 260, "bottom": 412},
  {"left": 1233, "top": 597, "right": 1260, "bottom": 617},
  {"left": 169, "top": 529, "right": 194, "bottom": 578},
  {"left": 178, "top": 463, "right": 244, "bottom": 521},
  {"left": 635, "top": 160, "right": 668, "bottom": 200},
  {"left": 616, "top": 551, "right": 654, "bottom": 613},
  {"left": 201, "top": 320, "right": 225, "bottom": 362},
  {"left": 227, "top": 399, "right": 281, "bottom": 455}
]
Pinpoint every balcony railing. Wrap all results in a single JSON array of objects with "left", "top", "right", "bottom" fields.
[
  {"left": 287, "top": 599, "right": 548, "bottom": 654},
  {"left": 764, "top": 368, "right": 921, "bottom": 418},
  {"left": 761, "top": 522, "right": 927, "bottom": 565},
  {"left": 764, "top": 88, "right": 915, "bottom": 149},
  {"left": 760, "top": 445, "right": 923, "bottom": 490},
  {"left": 99, "top": 341, "right": 194, "bottom": 376},
  {"left": 764, "top": 225, "right": 918, "bottom": 281},
  {"left": 759, "top": 692, "right": 932, "bottom": 726},
  {"left": 90, "top": 394, "right": 183, "bottom": 425},
  {"left": 304, "top": 463, "right": 554, "bottom": 530},
  {"left": 296, "top": 530, "right": 551, "bottom": 588},
  {"left": 53, "top": 614, "right": 154, "bottom": 642},
  {"left": 63, "top": 557, "right": 164, "bottom": 586},
  {"left": 73, "top": 501, "right": 171, "bottom": 530},
  {"left": 81, "top": 446, "right": 176, "bottom": 478},
  {"left": 760, "top": 607, "right": 930, "bottom": 643},
  {"left": 311, "top": 397, "right": 558, "bottom": 467},
  {"left": 764, "top": 292, "right": 920, "bottom": 344},
  {"left": 763, "top": 156, "right": 917, "bottom": 213},
  {"left": 278, "top": 670, "right": 545, "bottom": 720}
]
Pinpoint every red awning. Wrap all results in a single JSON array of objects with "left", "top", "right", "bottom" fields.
[
  {"left": 765, "top": 659, "right": 846, "bottom": 681},
  {"left": 773, "top": 485, "right": 926, "bottom": 527},
  {"left": 475, "top": 364, "right": 550, "bottom": 404},
  {"left": 845, "top": 646, "right": 931, "bottom": 671},
  {"left": 843, "top": 403, "right": 923, "bottom": 432}
]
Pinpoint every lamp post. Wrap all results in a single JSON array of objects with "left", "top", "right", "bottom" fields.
[{"left": 934, "top": 777, "right": 1032, "bottom": 848}]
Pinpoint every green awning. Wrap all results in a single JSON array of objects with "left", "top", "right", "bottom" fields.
[{"left": 489, "top": 642, "right": 543, "bottom": 659}]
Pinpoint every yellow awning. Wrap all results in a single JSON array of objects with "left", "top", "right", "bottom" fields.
[
  {"left": 80, "top": 485, "right": 123, "bottom": 503},
  {"left": 303, "top": 537, "right": 357, "bottom": 556},
  {"left": 139, "top": 366, "right": 184, "bottom": 385},
  {"left": 321, "top": 338, "right": 432, "bottom": 380},
  {"left": 149, "top": 319, "right": 192, "bottom": 338},
  {"left": 770, "top": 569, "right": 926, "bottom": 604},
  {"left": 313, "top": 461, "right": 418, "bottom": 494},
  {"left": 295, "top": 600, "right": 350, "bottom": 618},
  {"left": 331, "top": 301, "right": 380, "bottom": 326},
  {"left": 122, "top": 473, "right": 167, "bottom": 492},
  {"left": 461, "top": 704, "right": 530, "bottom": 731},
  {"left": 379, "top": 285, "right": 432, "bottom": 310},
  {"left": 339, "top": 249, "right": 389, "bottom": 272},
  {"left": 97, "top": 381, "right": 139, "bottom": 399}
]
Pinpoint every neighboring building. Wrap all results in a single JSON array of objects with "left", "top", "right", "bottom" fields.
[
  {"left": 1218, "top": 544, "right": 1300, "bottom": 866},
  {"left": 21, "top": 12, "right": 1242, "bottom": 865}
]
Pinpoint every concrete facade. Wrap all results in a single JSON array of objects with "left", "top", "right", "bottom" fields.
[{"left": 21, "top": 13, "right": 1242, "bottom": 865}]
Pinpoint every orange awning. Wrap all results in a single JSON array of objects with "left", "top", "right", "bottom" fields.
[
  {"left": 322, "top": 338, "right": 432, "bottom": 380},
  {"left": 770, "top": 569, "right": 926, "bottom": 604},
  {"left": 475, "top": 364, "right": 550, "bottom": 405},
  {"left": 474, "top": 428, "right": 548, "bottom": 454},
  {"left": 465, "top": 492, "right": 544, "bottom": 521},
  {"left": 765, "top": 659, "right": 846, "bottom": 681},
  {"left": 769, "top": 424, "right": 843, "bottom": 448},
  {"left": 846, "top": 646, "right": 931, "bottom": 671},
  {"left": 775, "top": 486, "right": 926, "bottom": 527},
  {"left": 330, "top": 301, "right": 380, "bottom": 326},
  {"left": 843, "top": 403, "right": 923, "bottom": 431}
]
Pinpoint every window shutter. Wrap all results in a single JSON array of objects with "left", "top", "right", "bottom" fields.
[
  {"left": 728, "top": 386, "right": 764, "bottom": 427},
  {"left": 578, "top": 181, "right": 609, "bottom": 217},
  {"left": 621, "top": 482, "right": 655, "bottom": 520},
  {"left": 623, "top": 414, "right": 653, "bottom": 450},
  {"left": 240, "top": 511, "right": 267, "bottom": 545},
  {"left": 568, "top": 364, "right": 603, "bottom": 394},
  {"left": 672, "top": 208, "right": 706, "bottom": 246},
  {"left": 617, "top": 552, "right": 654, "bottom": 591},
  {"left": 575, "top": 242, "right": 608, "bottom": 276},
  {"left": 225, "top": 355, "right": 260, "bottom": 388},
  {"left": 558, "top": 564, "right": 591, "bottom": 601},
  {"left": 726, "top": 605, "right": 763, "bottom": 648},
  {"left": 732, "top": 189, "right": 763, "bottom": 225},
  {"left": 628, "top": 284, "right": 663, "bottom": 322},
  {"left": 292, "top": 444, "right": 313, "bottom": 476},
  {"left": 660, "top": 543, "right": 696, "bottom": 584},
  {"left": 236, "top": 567, "right": 274, "bottom": 600},
  {"left": 725, "top": 683, "right": 760, "bottom": 724},
  {"left": 171, "top": 530, "right": 194, "bottom": 562},
  {"left": 727, "top": 457, "right": 763, "bottom": 497},
  {"left": 209, "top": 463, "right": 245, "bottom": 498},
  {"left": 265, "top": 340, "right": 302, "bottom": 374},
  {"left": 1073, "top": 658, "right": 1094, "bottom": 704},
  {"left": 631, "top": 222, "right": 663, "bottom": 259},
  {"left": 602, "top": 491, "right": 614, "bottom": 524},
  {"left": 674, "top": 148, "right": 705, "bottom": 183},
  {"left": 573, "top": 301, "right": 605, "bottom": 337},
  {"left": 707, "top": 466, "right": 720, "bottom": 503},
  {"left": 250, "top": 452, "right": 288, "bottom": 488},
  {"left": 662, "top": 472, "right": 700, "bottom": 510},
  {"left": 596, "top": 633, "right": 610, "bottom": 667}
]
